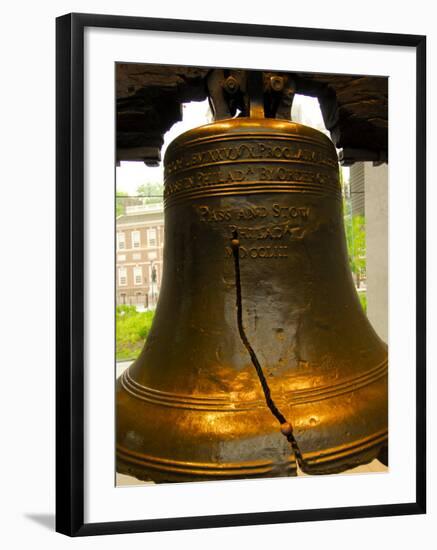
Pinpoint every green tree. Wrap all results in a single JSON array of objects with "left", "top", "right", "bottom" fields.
[
  {"left": 340, "top": 169, "right": 366, "bottom": 289},
  {"left": 116, "top": 190, "right": 128, "bottom": 217},
  {"left": 136, "top": 182, "right": 164, "bottom": 204},
  {"left": 345, "top": 214, "right": 366, "bottom": 288}
]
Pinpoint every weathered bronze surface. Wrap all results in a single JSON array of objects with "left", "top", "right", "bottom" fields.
[{"left": 116, "top": 117, "right": 388, "bottom": 482}]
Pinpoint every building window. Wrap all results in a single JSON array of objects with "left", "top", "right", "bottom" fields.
[
  {"left": 117, "top": 254, "right": 126, "bottom": 262},
  {"left": 133, "top": 266, "right": 142, "bottom": 285},
  {"left": 147, "top": 228, "right": 157, "bottom": 247},
  {"left": 118, "top": 267, "right": 127, "bottom": 286},
  {"left": 148, "top": 251, "right": 157, "bottom": 260},
  {"left": 131, "top": 230, "right": 141, "bottom": 248},
  {"left": 117, "top": 232, "right": 125, "bottom": 250},
  {"left": 132, "top": 252, "right": 141, "bottom": 260}
]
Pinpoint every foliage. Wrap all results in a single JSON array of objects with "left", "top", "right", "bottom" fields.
[
  {"left": 116, "top": 305, "right": 155, "bottom": 361},
  {"left": 116, "top": 190, "right": 128, "bottom": 217},
  {"left": 358, "top": 291, "right": 367, "bottom": 313},
  {"left": 345, "top": 214, "right": 366, "bottom": 288},
  {"left": 136, "top": 182, "right": 164, "bottom": 204}
]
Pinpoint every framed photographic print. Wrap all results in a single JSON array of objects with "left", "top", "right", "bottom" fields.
[{"left": 56, "top": 13, "right": 426, "bottom": 536}]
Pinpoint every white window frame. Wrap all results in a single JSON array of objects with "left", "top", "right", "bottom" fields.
[
  {"left": 117, "top": 231, "right": 125, "bottom": 250},
  {"left": 118, "top": 266, "right": 127, "bottom": 286},
  {"left": 147, "top": 228, "right": 157, "bottom": 247},
  {"left": 131, "top": 230, "right": 141, "bottom": 248},
  {"left": 133, "top": 266, "right": 143, "bottom": 286}
]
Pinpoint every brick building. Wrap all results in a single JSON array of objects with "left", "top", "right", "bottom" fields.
[{"left": 116, "top": 203, "right": 164, "bottom": 308}]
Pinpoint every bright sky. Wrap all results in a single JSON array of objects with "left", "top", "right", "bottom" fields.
[{"left": 116, "top": 95, "right": 348, "bottom": 195}]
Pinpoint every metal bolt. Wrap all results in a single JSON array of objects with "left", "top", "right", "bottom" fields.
[
  {"left": 224, "top": 76, "right": 239, "bottom": 94},
  {"left": 270, "top": 76, "right": 284, "bottom": 92}
]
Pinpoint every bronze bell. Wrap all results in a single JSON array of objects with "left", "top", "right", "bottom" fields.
[{"left": 116, "top": 110, "right": 388, "bottom": 482}]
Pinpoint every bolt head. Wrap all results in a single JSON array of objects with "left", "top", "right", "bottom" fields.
[
  {"left": 224, "top": 76, "right": 239, "bottom": 94},
  {"left": 270, "top": 76, "right": 284, "bottom": 92}
]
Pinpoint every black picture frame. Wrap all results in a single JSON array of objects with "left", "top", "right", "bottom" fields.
[{"left": 56, "top": 12, "right": 426, "bottom": 537}]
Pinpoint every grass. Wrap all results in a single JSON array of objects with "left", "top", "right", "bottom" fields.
[
  {"left": 116, "top": 305, "right": 155, "bottom": 362},
  {"left": 358, "top": 290, "right": 367, "bottom": 313}
]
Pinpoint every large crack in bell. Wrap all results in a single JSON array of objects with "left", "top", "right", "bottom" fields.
[{"left": 230, "top": 230, "right": 308, "bottom": 474}]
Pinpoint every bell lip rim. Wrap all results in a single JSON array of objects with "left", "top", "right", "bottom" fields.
[
  {"left": 115, "top": 430, "right": 388, "bottom": 481},
  {"left": 164, "top": 116, "right": 335, "bottom": 161}
]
